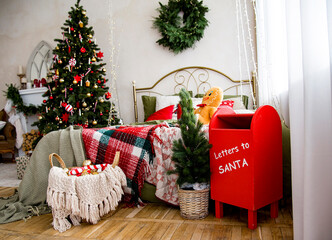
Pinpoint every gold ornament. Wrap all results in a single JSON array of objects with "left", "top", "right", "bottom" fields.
[
  {"left": 91, "top": 57, "right": 96, "bottom": 62},
  {"left": 79, "top": 20, "right": 83, "bottom": 28},
  {"left": 59, "top": 120, "right": 63, "bottom": 124},
  {"left": 99, "top": 98, "right": 104, "bottom": 103},
  {"left": 92, "top": 120, "right": 97, "bottom": 125},
  {"left": 82, "top": 102, "right": 87, "bottom": 107},
  {"left": 56, "top": 46, "right": 59, "bottom": 50},
  {"left": 59, "top": 78, "right": 64, "bottom": 83},
  {"left": 87, "top": 93, "right": 91, "bottom": 97},
  {"left": 102, "top": 68, "right": 106, "bottom": 72},
  {"left": 82, "top": 10, "right": 86, "bottom": 15},
  {"left": 73, "top": 79, "right": 78, "bottom": 84},
  {"left": 56, "top": 69, "right": 59, "bottom": 75},
  {"left": 52, "top": 87, "right": 56, "bottom": 91},
  {"left": 93, "top": 84, "right": 98, "bottom": 89},
  {"left": 55, "top": 116, "right": 60, "bottom": 121},
  {"left": 88, "top": 34, "right": 93, "bottom": 39},
  {"left": 83, "top": 160, "right": 91, "bottom": 166},
  {"left": 58, "top": 59, "right": 62, "bottom": 64},
  {"left": 38, "top": 116, "right": 43, "bottom": 120},
  {"left": 85, "top": 80, "right": 90, "bottom": 87}
]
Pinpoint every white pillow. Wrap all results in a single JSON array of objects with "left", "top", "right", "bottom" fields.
[
  {"left": 234, "top": 109, "right": 255, "bottom": 114},
  {"left": 0, "top": 121, "right": 6, "bottom": 131},
  {"left": 155, "top": 95, "right": 180, "bottom": 111},
  {"left": 224, "top": 96, "right": 246, "bottom": 110},
  {"left": 192, "top": 98, "right": 203, "bottom": 108},
  {"left": 156, "top": 95, "right": 180, "bottom": 120}
]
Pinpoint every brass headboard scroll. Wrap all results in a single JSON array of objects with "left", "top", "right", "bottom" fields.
[{"left": 133, "top": 66, "right": 257, "bottom": 122}]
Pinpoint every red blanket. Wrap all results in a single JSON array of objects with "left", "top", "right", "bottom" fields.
[{"left": 82, "top": 124, "right": 163, "bottom": 204}]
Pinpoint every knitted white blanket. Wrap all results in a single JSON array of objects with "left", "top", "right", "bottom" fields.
[{"left": 47, "top": 165, "right": 126, "bottom": 232}]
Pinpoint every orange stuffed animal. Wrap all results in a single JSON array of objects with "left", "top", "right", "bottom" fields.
[{"left": 194, "top": 87, "right": 223, "bottom": 125}]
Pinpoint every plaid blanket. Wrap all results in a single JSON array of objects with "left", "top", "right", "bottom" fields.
[{"left": 82, "top": 124, "right": 165, "bottom": 205}]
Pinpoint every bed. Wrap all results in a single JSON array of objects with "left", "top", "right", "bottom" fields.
[{"left": 82, "top": 66, "right": 257, "bottom": 206}]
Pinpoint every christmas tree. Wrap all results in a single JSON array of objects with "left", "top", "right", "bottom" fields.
[
  {"left": 34, "top": 0, "right": 120, "bottom": 135},
  {"left": 168, "top": 88, "right": 211, "bottom": 187}
]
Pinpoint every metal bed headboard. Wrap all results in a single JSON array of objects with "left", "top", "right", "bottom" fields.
[{"left": 132, "top": 66, "right": 257, "bottom": 123}]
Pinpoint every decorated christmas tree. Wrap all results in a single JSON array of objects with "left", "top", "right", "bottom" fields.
[
  {"left": 168, "top": 88, "right": 211, "bottom": 188},
  {"left": 34, "top": 0, "right": 120, "bottom": 135}
]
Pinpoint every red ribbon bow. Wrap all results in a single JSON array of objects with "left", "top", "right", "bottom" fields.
[{"left": 196, "top": 104, "right": 207, "bottom": 107}]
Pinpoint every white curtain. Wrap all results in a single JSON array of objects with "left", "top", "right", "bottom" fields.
[{"left": 256, "top": 0, "right": 332, "bottom": 239}]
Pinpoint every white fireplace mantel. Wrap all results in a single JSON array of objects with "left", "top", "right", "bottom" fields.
[
  {"left": 19, "top": 87, "right": 47, "bottom": 133},
  {"left": 19, "top": 87, "right": 47, "bottom": 106}
]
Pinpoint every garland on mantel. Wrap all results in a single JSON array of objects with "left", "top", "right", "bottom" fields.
[
  {"left": 153, "top": 0, "right": 209, "bottom": 54},
  {"left": 4, "top": 84, "right": 39, "bottom": 116}
]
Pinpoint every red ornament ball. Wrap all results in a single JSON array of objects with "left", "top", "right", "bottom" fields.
[
  {"left": 43, "top": 100, "right": 47, "bottom": 103},
  {"left": 100, "top": 112, "right": 103, "bottom": 116},
  {"left": 91, "top": 71, "right": 94, "bottom": 73},
  {"left": 70, "top": 27, "right": 74, "bottom": 31},
  {"left": 50, "top": 96, "right": 53, "bottom": 100},
  {"left": 97, "top": 80, "right": 101, "bottom": 84},
  {"left": 80, "top": 47, "right": 86, "bottom": 53},
  {"left": 89, "top": 40, "right": 91, "bottom": 43},
  {"left": 69, "top": 87, "right": 73, "bottom": 91}
]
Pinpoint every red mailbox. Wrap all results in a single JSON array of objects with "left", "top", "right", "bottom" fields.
[{"left": 209, "top": 105, "right": 282, "bottom": 229}]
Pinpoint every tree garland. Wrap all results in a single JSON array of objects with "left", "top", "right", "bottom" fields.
[
  {"left": 4, "top": 84, "right": 39, "bottom": 116},
  {"left": 153, "top": 0, "right": 209, "bottom": 54}
]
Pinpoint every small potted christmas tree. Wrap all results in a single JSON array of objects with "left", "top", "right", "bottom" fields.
[{"left": 168, "top": 88, "right": 211, "bottom": 219}]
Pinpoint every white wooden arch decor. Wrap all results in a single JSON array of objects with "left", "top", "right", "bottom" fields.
[{"left": 26, "top": 41, "right": 53, "bottom": 82}]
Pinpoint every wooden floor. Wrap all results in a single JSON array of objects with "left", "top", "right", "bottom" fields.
[{"left": 0, "top": 187, "right": 293, "bottom": 239}]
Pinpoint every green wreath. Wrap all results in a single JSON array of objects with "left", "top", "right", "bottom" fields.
[
  {"left": 4, "top": 84, "right": 39, "bottom": 116},
  {"left": 153, "top": 0, "right": 209, "bottom": 54}
]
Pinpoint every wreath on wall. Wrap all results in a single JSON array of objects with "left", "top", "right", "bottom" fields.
[{"left": 153, "top": 0, "right": 209, "bottom": 54}]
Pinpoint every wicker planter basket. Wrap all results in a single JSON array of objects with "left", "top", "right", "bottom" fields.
[{"left": 178, "top": 187, "right": 210, "bottom": 219}]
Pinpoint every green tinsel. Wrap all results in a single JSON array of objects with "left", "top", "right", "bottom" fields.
[
  {"left": 153, "top": 0, "right": 209, "bottom": 54},
  {"left": 3, "top": 84, "right": 39, "bottom": 116}
]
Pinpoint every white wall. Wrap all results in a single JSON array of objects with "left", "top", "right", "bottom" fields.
[{"left": 0, "top": 0, "right": 255, "bottom": 124}]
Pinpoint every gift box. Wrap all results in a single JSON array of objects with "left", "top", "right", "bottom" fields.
[{"left": 15, "top": 155, "right": 30, "bottom": 179}]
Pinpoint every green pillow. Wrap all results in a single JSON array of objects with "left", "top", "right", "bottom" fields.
[{"left": 142, "top": 96, "right": 156, "bottom": 121}]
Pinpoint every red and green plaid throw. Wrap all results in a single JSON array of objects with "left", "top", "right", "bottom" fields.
[{"left": 82, "top": 124, "right": 164, "bottom": 205}]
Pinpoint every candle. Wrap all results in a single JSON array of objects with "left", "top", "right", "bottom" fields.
[
  {"left": 27, "top": 82, "right": 32, "bottom": 89},
  {"left": 21, "top": 77, "right": 27, "bottom": 83},
  {"left": 18, "top": 65, "right": 23, "bottom": 74}
]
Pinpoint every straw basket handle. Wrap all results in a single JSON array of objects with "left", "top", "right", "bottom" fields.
[
  {"left": 49, "top": 153, "right": 67, "bottom": 169},
  {"left": 112, "top": 151, "right": 120, "bottom": 168}
]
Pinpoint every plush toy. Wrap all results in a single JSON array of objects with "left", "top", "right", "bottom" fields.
[{"left": 194, "top": 87, "right": 223, "bottom": 125}]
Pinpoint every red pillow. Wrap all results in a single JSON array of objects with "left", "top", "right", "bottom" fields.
[
  {"left": 145, "top": 105, "right": 174, "bottom": 122},
  {"left": 219, "top": 100, "right": 234, "bottom": 108},
  {"left": 176, "top": 104, "right": 182, "bottom": 120}
]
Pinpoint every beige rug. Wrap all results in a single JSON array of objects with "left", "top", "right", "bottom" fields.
[{"left": 0, "top": 163, "right": 21, "bottom": 187}]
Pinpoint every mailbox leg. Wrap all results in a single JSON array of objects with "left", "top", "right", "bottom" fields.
[
  {"left": 215, "top": 201, "right": 223, "bottom": 218},
  {"left": 248, "top": 210, "right": 257, "bottom": 230},
  {"left": 270, "top": 201, "right": 279, "bottom": 218}
]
